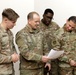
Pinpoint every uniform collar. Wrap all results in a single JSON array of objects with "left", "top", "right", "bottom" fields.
[{"left": 0, "top": 24, "right": 7, "bottom": 32}]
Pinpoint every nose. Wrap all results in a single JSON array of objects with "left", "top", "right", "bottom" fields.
[
  {"left": 14, "top": 23, "right": 16, "bottom": 26},
  {"left": 37, "top": 22, "right": 40, "bottom": 25},
  {"left": 68, "top": 26, "right": 72, "bottom": 29}
]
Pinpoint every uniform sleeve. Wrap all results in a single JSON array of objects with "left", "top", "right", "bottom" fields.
[
  {"left": 55, "top": 23, "right": 60, "bottom": 30},
  {"left": 0, "top": 54, "right": 12, "bottom": 63},
  {"left": 42, "top": 33, "right": 49, "bottom": 55},
  {"left": 43, "top": 33, "right": 52, "bottom": 64},
  {"left": 0, "top": 37, "right": 12, "bottom": 63},
  {"left": 15, "top": 32, "right": 42, "bottom": 62},
  {"left": 51, "top": 34, "right": 70, "bottom": 63},
  {"left": 52, "top": 22, "right": 60, "bottom": 31}
]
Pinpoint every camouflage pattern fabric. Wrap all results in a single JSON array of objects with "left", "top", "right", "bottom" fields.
[
  {"left": 52, "top": 27, "right": 76, "bottom": 75},
  {"left": 40, "top": 21, "right": 60, "bottom": 75},
  {"left": 0, "top": 25, "right": 15, "bottom": 75},
  {"left": 16, "top": 25, "right": 49, "bottom": 75},
  {"left": 40, "top": 21, "right": 60, "bottom": 50},
  {"left": 20, "top": 68, "right": 43, "bottom": 75}
]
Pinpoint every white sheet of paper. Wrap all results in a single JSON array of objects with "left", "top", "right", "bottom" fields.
[{"left": 47, "top": 49, "right": 64, "bottom": 59}]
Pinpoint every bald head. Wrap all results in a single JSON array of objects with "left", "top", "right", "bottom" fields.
[{"left": 27, "top": 12, "right": 40, "bottom": 20}]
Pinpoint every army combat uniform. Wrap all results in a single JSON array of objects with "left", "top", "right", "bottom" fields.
[
  {"left": 40, "top": 21, "right": 60, "bottom": 75},
  {"left": 0, "top": 25, "right": 16, "bottom": 75},
  {"left": 16, "top": 25, "right": 49, "bottom": 75},
  {"left": 52, "top": 27, "right": 76, "bottom": 75}
]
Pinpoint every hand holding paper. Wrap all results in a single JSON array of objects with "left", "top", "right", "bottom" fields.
[{"left": 47, "top": 49, "right": 64, "bottom": 59}]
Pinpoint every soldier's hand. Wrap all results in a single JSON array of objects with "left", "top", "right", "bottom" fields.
[
  {"left": 69, "top": 59, "right": 76, "bottom": 66},
  {"left": 45, "top": 63, "right": 51, "bottom": 71},
  {"left": 42, "top": 56, "right": 50, "bottom": 63},
  {"left": 11, "top": 53, "right": 19, "bottom": 63}
]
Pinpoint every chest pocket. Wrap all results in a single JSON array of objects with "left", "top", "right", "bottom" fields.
[{"left": 25, "top": 33, "right": 43, "bottom": 54}]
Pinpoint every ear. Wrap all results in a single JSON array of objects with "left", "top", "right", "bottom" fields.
[
  {"left": 28, "top": 19, "right": 32, "bottom": 24},
  {"left": 4, "top": 18, "right": 8, "bottom": 23}
]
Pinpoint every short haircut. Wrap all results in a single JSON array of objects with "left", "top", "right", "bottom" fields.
[
  {"left": 43, "top": 8, "right": 54, "bottom": 15},
  {"left": 27, "top": 11, "right": 39, "bottom": 20},
  {"left": 2, "top": 8, "right": 19, "bottom": 21},
  {"left": 68, "top": 16, "right": 76, "bottom": 23}
]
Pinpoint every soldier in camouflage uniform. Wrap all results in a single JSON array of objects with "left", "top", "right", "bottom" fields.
[
  {"left": 39, "top": 8, "right": 60, "bottom": 75},
  {"left": 0, "top": 8, "right": 19, "bottom": 75},
  {"left": 52, "top": 16, "right": 76, "bottom": 75},
  {"left": 15, "top": 12, "right": 51, "bottom": 75}
]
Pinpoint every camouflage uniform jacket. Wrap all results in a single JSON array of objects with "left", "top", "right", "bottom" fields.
[
  {"left": 52, "top": 27, "right": 76, "bottom": 67},
  {"left": 16, "top": 24, "right": 48, "bottom": 70},
  {"left": 40, "top": 21, "right": 60, "bottom": 52},
  {"left": 0, "top": 25, "right": 16, "bottom": 74}
]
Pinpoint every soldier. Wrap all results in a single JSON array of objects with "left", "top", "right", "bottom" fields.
[
  {"left": 15, "top": 12, "right": 51, "bottom": 75},
  {"left": 39, "top": 8, "right": 60, "bottom": 75},
  {"left": 0, "top": 8, "right": 19, "bottom": 75},
  {"left": 52, "top": 16, "right": 76, "bottom": 75}
]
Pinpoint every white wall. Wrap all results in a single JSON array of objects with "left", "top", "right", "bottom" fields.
[
  {"left": 34, "top": 0, "right": 76, "bottom": 27},
  {"left": 0, "top": 0, "right": 34, "bottom": 75}
]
